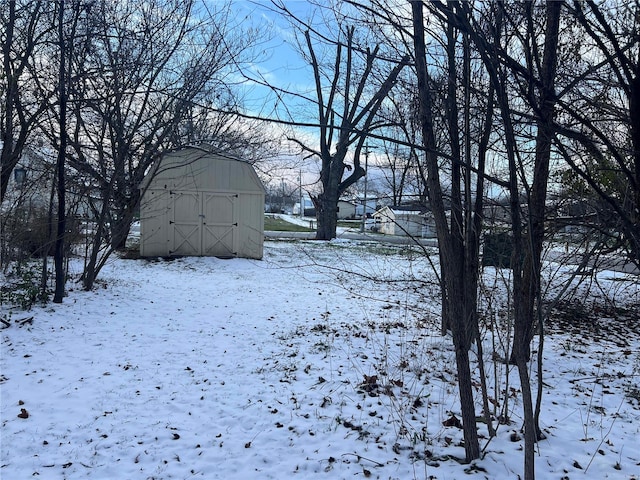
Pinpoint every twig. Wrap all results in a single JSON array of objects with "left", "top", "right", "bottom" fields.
[
  {"left": 18, "top": 316, "right": 34, "bottom": 326},
  {"left": 341, "top": 453, "right": 385, "bottom": 467},
  {"left": 569, "top": 374, "right": 639, "bottom": 384},
  {"left": 584, "top": 395, "right": 626, "bottom": 473}
]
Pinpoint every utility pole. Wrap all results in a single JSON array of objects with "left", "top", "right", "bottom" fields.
[
  {"left": 360, "top": 146, "right": 370, "bottom": 233},
  {"left": 281, "top": 178, "right": 285, "bottom": 213},
  {"left": 299, "top": 170, "right": 303, "bottom": 218}
]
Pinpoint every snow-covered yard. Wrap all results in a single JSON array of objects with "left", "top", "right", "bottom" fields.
[{"left": 1, "top": 239, "right": 639, "bottom": 479}]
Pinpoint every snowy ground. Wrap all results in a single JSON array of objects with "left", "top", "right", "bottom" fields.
[{"left": 1, "top": 239, "right": 639, "bottom": 479}]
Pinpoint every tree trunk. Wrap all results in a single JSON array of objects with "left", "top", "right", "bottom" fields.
[
  {"left": 82, "top": 186, "right": 113, "bottom": 291},
  {"left": 454, "top": 341, "right": 480, "bottom": 461},
  {"left": 517, "top": 357, "right": 536, "bottom": 480},
  {"left": 82, "top": 219, "right": 104, "bottom": 291},
  {"left": 110, "top": 191, "right": 140, "bottom": 250},
  {"left": 511, "top": 1, "right": 562, "bottom": 365},
  {"left": 53, "top": 0, "right": 67, "bottom": 304},
  {"left": 412, "top": 1, "right": 481, "bottom": 462},
  {"left": 449, "top": 280, "right": 481, "bottom": 461},
  {"left": 315, "top": 190, "right": 339, "bottom": 241},
  {"left": 1, "top": 0, "right": 18, "bottom": 205},
  {"left": 314, "top": 149, "right": 351, "bottom": 240}
]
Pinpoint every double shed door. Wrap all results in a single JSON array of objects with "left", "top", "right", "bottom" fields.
[{"left": 169, "top": 191, "right": 238, "bottom": 257}]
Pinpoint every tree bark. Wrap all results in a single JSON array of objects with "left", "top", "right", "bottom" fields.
[
  {"left": 314, "top": 166, "right": 343, "bottom": 241},
  {"left": 110, "top": 190, "right": 140, "bottom": 250},
  {"left": 511, "top": 0, "right": 562, "bottom": 365},
  {"left": 411, "top": 1, "right": 481, "bottom": 462},
  {"left": 53, "top": 0, "right": 67, "bottom": 304}
]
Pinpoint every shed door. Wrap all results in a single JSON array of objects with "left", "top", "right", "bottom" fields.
[
  {"left": 170, "top": 192, "right": 201, "bottom": 255},
  {"left": 202, "top": 193, "right": 238, "bottom": 257}
]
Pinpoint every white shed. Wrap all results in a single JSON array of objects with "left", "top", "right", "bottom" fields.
[
  {"left": 139, "top": 146, "right": 265, "bottom": 259},
  {"left": 373, "top": 206, "right": 434, "bottom": 238}
]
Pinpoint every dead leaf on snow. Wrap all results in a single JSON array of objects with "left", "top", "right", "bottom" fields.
[{"left": 442, "top": 415, "right": 462, "bottom": 428}]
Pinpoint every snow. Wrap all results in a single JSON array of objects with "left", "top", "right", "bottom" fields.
[{"left": 2, "top": 239, "right": 639, "bottom": 479}]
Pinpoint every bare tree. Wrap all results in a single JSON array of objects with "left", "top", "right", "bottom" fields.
[
  {"left": 1, "top": 1, "right": 55, "bottom": 204},
  {"left": 56, "top": 0, "right": 260, "bottom": 290},
  {"left": 259, "top": 2, "right": 409, "bottom": 239},
  {"left": 556, "top": 0, "right": 640, "bottom": 267},
  {"left": 301, "top": 25, "right": 408, "bottom": 239},
  {"left": 411, "top": 0, "right": 498, "bottom": 462},
  {"left": 505, "top": 3, "right": 562, "bottom": 477},
  {"left": 451, "top": 2, "right": 563, "bottom": 477}
]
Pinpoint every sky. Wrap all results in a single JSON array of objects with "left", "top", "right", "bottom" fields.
[
  {"left": 221, "top": 2, "right": 506, "bottom": 201},
  {"left": 218, "top": 1, "right": 329, "bottom": 191},
  {"left": 229, "top": 1, "right": 319, "bottom": 117},
  {"left": 224, "top": 1, "right": 401, "bottom": 197}
]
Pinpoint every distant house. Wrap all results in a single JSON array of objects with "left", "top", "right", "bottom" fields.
[
  {"left": 550, "top": 200, "right": 599, "bottom": 234},
  {"left": 293, "top": 196, "right": 315, "bottom": 217},
  {"left": 373, "top": 206, "right": 435, "bottom": 238},
  {"left": 2, "top": 147, "right": 52, "bottom": 212},
  {"left": 139, "top": 146, "right": 265, "bottom": 259},
  {"left": 354, "top": 197, "right": 378, "bottom": 218},
  {"left": 337, "top": 200, "right": 356, "bottom": 219},
  {"left": 292, "top": 198, "right": 355, "bottom": 219}
]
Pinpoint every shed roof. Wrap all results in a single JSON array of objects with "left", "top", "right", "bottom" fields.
[
  {"left": 374, "top": 206, "right": 426, "bottom": 217},
  {"left": 141, "top": 146, "right": 264, "bottom": 193}
]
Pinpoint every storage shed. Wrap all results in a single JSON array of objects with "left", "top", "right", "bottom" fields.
[
  {"left": 373, "top": 206, "right": 435, "bottom": 238},
  {"left": 139, "top": 146, "right": 265, "bottom": 259}
]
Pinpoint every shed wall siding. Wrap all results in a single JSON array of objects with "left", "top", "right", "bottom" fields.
[
  {"left": 140, "top": 189, "right": 170, "bottom": 257},
  {"left": 373, "top": 207, "right": 430, "bottom": 237},
  {"left": 140, "top": 149, "right": 264, "bottom": 259}
]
